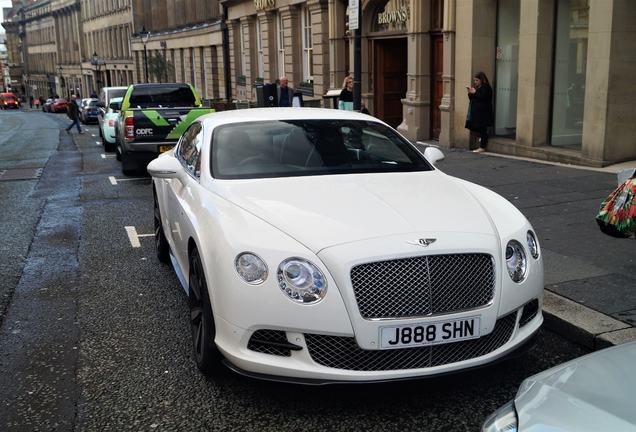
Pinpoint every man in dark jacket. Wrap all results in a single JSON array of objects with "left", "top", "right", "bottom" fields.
[{"left": 65, "top": 95, "right": 83, "bottom": 134}]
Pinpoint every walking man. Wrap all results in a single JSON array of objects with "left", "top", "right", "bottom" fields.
[{"left": 65, "top": 95, "right": 83, "bottom": 134}]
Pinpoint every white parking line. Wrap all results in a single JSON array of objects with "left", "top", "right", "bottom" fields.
[
  {"left": 91, "top": 134, "right": 96, "bottom": 137},
  {"left": 95, "top": 141, "right": 101, "bottom": 146},
  {"left": 125, "top": 226, "right": 153, "bottom": 248},
  {"left": 100, "top": 154, "right": 115, "bottom": 159},
  {"left": 109, "top": 176, "right": 147, "bottom": 185}
]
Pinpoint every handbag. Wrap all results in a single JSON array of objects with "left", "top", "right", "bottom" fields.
[{"left": 595, "top": 178, "right": 636, "bottom": 238}]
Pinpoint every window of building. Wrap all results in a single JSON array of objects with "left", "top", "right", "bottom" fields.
[
  {"left": 190, "top": 48, "right": 196, "bottom": 88},
  {"left": 494, "top": 0, "right": 519, "bottom": 138},
  {"left": 550, "top": 0, "right": 589, "bottom": 149},
  {"left": 240, "top": 22, "right": 248, "bottom": 78},
  {"left": 301, "top": 6, "right": 313, "bottom": 82},
  {"left": 200, "top": 47, "right": 207, "bottom": 99},
  {"left": 276, "top": 12, "right": 285, "bottom": 78},
  {"left": 256, "top": 17, "right": 264, "bottom": 79}
]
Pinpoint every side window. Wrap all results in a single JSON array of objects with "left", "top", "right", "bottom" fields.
[{"left": 177, "top": 123, "right": 203, "bottom": 178}]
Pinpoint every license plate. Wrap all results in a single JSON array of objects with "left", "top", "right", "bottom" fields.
[
  {"left": 380, "top": 316, "right": 480, "bottom": 349},
  {"left": 159, "top": 145, "right": 175, "bottom": 153}
]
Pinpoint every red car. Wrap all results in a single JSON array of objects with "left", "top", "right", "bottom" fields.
[
  {"left": 51, "top": 98, "right": 68, "bottom": 113},
  {"left": 0, "top": 93, "right": 20, "bottom": 109}
]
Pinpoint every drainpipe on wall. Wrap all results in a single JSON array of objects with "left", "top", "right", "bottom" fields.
[{"left": 221, "top": 5, "right": 232, "bottom": 103}]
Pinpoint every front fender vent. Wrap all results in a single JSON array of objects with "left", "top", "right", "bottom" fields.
[{"left": 247, "top": 329, "right": 301, "bottom": 357}]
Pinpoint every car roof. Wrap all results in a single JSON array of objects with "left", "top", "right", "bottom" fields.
[{"left": 198, "top": 108, "right": 385, "bottom": 129}]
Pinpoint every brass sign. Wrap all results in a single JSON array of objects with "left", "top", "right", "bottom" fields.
[
  {"left": 377, "top": 6, "right": 409, "bottom": 25},
  {"left": 254, "top": 0, "right": 275, "bottom": 11}
]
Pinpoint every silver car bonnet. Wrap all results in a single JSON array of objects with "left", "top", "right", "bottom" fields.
[{"left": 516, "top": 341, "right": 636, "bottom": 431}]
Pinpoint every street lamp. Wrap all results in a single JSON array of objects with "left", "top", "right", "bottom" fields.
[
  {"left": 91, "top": 51, "right": 102, "bottom": 93},
  {"left": 139, "top": 26, "right": 150, "bottom": 83}
]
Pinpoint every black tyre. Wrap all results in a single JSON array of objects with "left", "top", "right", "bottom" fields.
[
  {"left": 189, "top": 248, "right": 221, "bottom": 374},
  {"left": 154, "top": 196, "right": 170, "bottom": 263},
  {"left": 103, "top": 136, "right": 116, "bottom": 152},
  {"left": 121, "top": 152, "right": 137, "bottom": 176}
]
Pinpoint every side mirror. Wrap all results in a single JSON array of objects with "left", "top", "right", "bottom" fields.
[
  {"left": 423, "top": 146, "right": 445, "bottom": 165},
  {"left": 147, "top": 154, "right": 185, "bottom": 180}
]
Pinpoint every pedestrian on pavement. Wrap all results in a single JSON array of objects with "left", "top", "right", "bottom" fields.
[
  {"left": 29, "top": 95, "right": 33, "bottom": 109},
  {"left": 277, "top": 76, "right": 294, "bottom": 107},
  {"left": 465, "top": 71, "right": 493, "bottom": 153},
  {"left": 338, "top": 75, "right": 354, "bottom": 111},
  {"left": 34, "top": 98, "right": 40, "bottom": 110},
  {"left": 65, "top": 95, "right": 83, "bottom": 134}
]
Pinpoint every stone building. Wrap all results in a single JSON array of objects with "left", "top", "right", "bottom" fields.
[
  {"left": 2, "top": 5, "right": 24, "bottom": 96},
  {"left": 222, "top": 0, "right": 330, "bottom": 105},
  {"left": 51, "top": 0, "right": 84, "bottom": 98},
  {"left": 80, "top": 0, "right": 135, "bottom": 95},
  {"left": 129, "top": 0, "right": 225, "bottom": 102},
  {"left": 443, "top": 0, "right": 636, "bottom": 166},
  {"left": 19, "top": 0, "right": 58, "bottom": 99}
]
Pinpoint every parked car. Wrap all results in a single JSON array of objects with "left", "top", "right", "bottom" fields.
[
  {"left": 483, "top": 341, "right": 636, "bottom": 431},
  {"left": 116, "top": 83, "right": 214, "bottom": 175},
  {"left": 79, "top": 98, "right": 99, "bottom": 124},
  {"left": 42, "top": 98, "right": 54, "bottom": 112},
  {"left": 100, "top": 97, "right": 122, "bottom": 152},
  {"left": 0, "top": 93, "right": 20, "bottom": 109},
  {"left": 97, "top": 86, "right": 128, "bottom": 134},
  {"left": 147, "top": 108, "right": 544, "bottom": 383},
  {"left": 51, "top": 98, "right": 68, "bottom": 113}
]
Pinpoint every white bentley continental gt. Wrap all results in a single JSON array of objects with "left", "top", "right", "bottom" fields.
[{"left": 147, "top": 108, "right": 543, "bottom": 383}]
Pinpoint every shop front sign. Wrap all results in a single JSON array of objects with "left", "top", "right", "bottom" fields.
[
  {"left": 373, "top": 0, "right": 409, "bottom": 33},
  {"left": 254, "top": 0, "right": 275, "bottom": 11}
]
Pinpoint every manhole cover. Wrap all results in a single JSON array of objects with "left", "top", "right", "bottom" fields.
[{"left": 0, "top": 168, "right": 43, "bottom": 181}]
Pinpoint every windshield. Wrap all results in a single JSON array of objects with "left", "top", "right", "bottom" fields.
[
  {"left": 129, "top": 85, "right": 195, "bottom": 107},
  {"left": 211, "top": 120, "right": 432, "bottom": 179}
]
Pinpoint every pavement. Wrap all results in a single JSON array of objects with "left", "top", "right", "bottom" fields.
[{"left": 433, "top": 147, "right": 636, "bottom": 350}]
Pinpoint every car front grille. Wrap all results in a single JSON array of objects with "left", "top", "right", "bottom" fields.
[
  {"left": 350, "top": 253, "right": 495, "bottom": 319},
  {"left": 304, "top": 313, "right": 516, "bottom": 371}
]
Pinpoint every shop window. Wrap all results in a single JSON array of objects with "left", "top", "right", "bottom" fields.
[
  {"left": 302, "top": 6, "right": 313, "bottom": 82},
  {"left": 494, "top": 0, "right": 519, "bottom": 138},
  {"left": 551, "top": 0, "right": 589, "bottom": 149}
]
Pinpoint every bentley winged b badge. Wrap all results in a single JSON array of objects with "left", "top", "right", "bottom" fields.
[{"left": 407, "top": 238, "right": 437, "bottom": 247}]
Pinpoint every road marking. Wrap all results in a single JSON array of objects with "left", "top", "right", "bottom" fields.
[
  {"left": 95, "top": 141, "right": 101, "bottom": 146},
  {"left": 125, "top": 226, "right": 153, "bottom": 248},
  {"left": 100, "top": 154, "right": 115, "bottom": 159},
  {"left": 91, "top": 134, "right": 96, "bottom": 137},
  {"left": 109, "top": 176, "right": 147, "bottom": 185}
]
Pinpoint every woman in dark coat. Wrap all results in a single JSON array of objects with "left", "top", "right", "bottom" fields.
[{"left": 465, "top": 71, "right": 493, "bottom": 153}]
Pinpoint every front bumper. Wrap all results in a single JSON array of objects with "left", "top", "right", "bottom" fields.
[{"left": 214, "top": 303, "right": 542, "bottom": 383}]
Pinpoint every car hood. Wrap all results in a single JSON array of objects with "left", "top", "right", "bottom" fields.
[
  {"left": 214, "top": 171, "right": 497, "bottom": 252},
  {"left": 516, "top": 342, "right": 636, "bottom": 431}
]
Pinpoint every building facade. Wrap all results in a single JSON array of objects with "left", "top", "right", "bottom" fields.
[
  {"left": 80, "top": 0, "right": 135, "bottom": 96},
  {"left": 130, "top": 0, "right": 225, "bottom": 102},
  {"left": 2, "top": 5, "right": 24, "bottom": 95},
  {"left": 51, "top": 0, "right": 84, "bottom": 98},
  {"left": 446, "top": 0, "right": 636, "bottom": 166},
  {"left": 2, "top": 0, "right": 635, "bottom": 166}
]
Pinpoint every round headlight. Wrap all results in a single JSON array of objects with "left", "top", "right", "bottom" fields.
[
  {"left": 234, "top": 252, "right": 268, "bottom": 284},
  {"left": 277, "top": 258, "right": 327, "bottom": 304},
  {"left": 526, "top": 230, "right": 539, "bottom": 259},
  {"left": 505, "top": 240, "right": 527, "bottom": 283}
]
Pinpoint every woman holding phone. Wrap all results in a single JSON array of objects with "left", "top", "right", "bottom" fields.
[{"left": 465, "top": 71, "right": 493, "bottom": 153}]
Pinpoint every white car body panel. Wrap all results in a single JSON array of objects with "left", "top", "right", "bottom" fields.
[
  {"left": 150, "top": 108, "right": 544, "bottom": 382},
  {"left": 515, "top": 341, "right": 636, "bottom": 431},
  {"left": 101, "top": 107, "right": 120, "bottom": 144}
]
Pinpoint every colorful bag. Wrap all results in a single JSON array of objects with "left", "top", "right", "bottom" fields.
[{"left": 596, "top": 178, "right": 636, "bottom": 238}]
